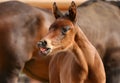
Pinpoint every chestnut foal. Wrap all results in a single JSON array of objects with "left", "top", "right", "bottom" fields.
[{"left": 38, "top": 2, "right": 106, "bottom": 83}]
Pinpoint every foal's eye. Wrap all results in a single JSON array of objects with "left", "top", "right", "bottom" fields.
[{"left": 61, "top": 26, "right": 70, "bottom": 35}]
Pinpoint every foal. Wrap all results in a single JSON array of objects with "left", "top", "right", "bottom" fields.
[{"left": 38, "top": 2, "right": 106, "bottom": 83}]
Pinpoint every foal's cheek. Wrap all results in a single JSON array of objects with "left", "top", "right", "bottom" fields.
[{"left": 51, "top": 35, "right": 63, "bottom": 45}]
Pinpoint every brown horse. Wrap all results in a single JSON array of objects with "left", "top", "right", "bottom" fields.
[
  {"left": 37, "top": 1, "right": 106, "bottom": 83},
  {"left": 77, "top": 1, "right": 120, "bottom": 83},
  {"left": 0, "top": 1, "right": 55, "bottom": 83},
  {"left": 24, "top": 1, "right": 120, "bottom": 83}
]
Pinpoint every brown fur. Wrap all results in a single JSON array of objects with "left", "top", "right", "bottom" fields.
[
  {"left": 24, "top": 1, "right": 120, "bottom": 83},
  {"left": 0, "top": 1, "right": 54, "bottom": 83},
  {"left": 38, "top": 2, "right": 105, "bottom": 83}
]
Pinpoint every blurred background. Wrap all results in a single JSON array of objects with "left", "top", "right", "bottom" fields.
[{"left": 0, "top": 0, "right": 87, "bottom": 10}]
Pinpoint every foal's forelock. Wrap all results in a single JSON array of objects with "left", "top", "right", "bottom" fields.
[{"left": 51, "top": 18, "right": 75, "bottom": 29}]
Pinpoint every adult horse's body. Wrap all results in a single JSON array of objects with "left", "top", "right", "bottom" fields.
[
  {"left": 0, "top": 1, "right": 54, "bottom": 83},
  {"left": 24, "top": 1, "right": 120, "bottom": 83},
  {"left": 77, "top": 1, "right": 120, "bottom": 83}
]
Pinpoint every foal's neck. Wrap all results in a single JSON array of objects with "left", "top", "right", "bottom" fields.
[
  {"left": 73, "top": 25, "right": 96, "bottom": 66},
  {"left": 72, "top": 41, "right": 88, "bottom": 70}
]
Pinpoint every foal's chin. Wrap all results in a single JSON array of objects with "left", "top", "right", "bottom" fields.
[
  {"left": 39, "top": 48, "right": 57, "bottom": 56},
  {"left": 48, "top": 47, "right": 69, "bottom": 56},
  {"left": 39, "top": 48, "right": 51, "bottom": 56}
]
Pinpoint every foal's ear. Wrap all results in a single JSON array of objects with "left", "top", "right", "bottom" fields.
[
  {"left": 68, "top": 1, "right": 77, "bottom": 22},
  {"left": 53, "top": 2, "right": 63, "bottom": 19}
]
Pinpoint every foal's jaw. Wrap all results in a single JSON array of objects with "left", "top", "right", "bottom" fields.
[{"left": 37, "top": 38, "right": 70, "bottom": 55}]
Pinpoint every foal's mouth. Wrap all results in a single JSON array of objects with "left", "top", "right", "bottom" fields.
[{"left": 38, "top": 47, "right": 51, "bottom": 55}]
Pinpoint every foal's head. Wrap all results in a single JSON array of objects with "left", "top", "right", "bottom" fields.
[{"left": 37, "top": 1, "right": 77, "bottom": 55}]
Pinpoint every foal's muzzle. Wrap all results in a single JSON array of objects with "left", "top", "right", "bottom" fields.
[
  {"left": 37, "top": 40, "right": 51, "bottom": 55},
  {"left": 37, "top": 40, "right": 47, "bottom": 47}
]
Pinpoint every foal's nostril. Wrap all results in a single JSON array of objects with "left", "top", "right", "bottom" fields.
[
  {"left": 37, "top": 40, "right": 47, "bottom": 47},
  {"left": 42, "top": 40, "right": 47, "bottom": 47}
]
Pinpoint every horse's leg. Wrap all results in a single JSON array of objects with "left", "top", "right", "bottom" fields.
[
  {"left": 0, "top": 63, "right": 21, "bottom": 83},
  {"left": 0, "top": 50, "right": 25, "bottom": 83},
  {"left": 0, "top": 72, "right": 18, "bottom": 83},
  {"left": 103, "top": 47, "right": 120, "bottom": 83}
]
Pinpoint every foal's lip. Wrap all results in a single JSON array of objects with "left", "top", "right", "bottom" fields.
[{"left": 39, "top": 47, "right": 51, "bottom": 55}]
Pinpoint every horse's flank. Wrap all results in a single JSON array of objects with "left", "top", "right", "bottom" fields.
[
  {"left": 0, "top": 1, "right": 54, "bottom": 82},
  {"left": 77, "top": 1, "right": 120, "bottom": 83}
]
